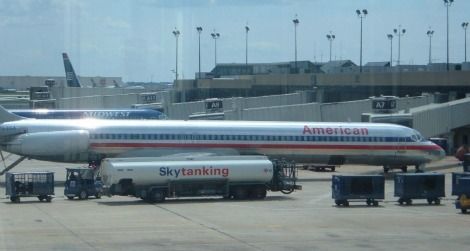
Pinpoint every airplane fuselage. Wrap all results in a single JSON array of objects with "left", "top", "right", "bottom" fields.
[{"left": 0, "top": 119, "right": 445, "bottom": 166}]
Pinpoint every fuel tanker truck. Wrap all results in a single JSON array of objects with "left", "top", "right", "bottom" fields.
[{"left": 100, "top": 155, "right": 301, "bottom": 202}]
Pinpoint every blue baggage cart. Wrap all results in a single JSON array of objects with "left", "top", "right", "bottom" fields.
[
  {"left": 332, "top": 175, "right": 384, "bottom": 207},
  {"left": 455, "top": 177, "right": 470, "bottom": 213},
  {"left": 5, "top": 172, "right": 54, "bottom": 203},
  {"left": 394, "top": 173, "right": 445, "bottom": 205},
  {"left": 451, "top": 172, "right": 470, "bottom": 196}
]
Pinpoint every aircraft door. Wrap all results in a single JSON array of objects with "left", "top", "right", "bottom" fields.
[{"left": 396, "top": 136, "right": 407, "bottom": 156}]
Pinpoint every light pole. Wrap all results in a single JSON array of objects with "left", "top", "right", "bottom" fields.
[
  {"left": 172, "top": 28, "right": 180, "bottom": 80},
  {"left": 426, "top": 29, "right": 434, "bottom": 64},
  {"left": 292, "top": 16, "right": 299, "bottom": 73},
  {"left": 463, "top": 22, "right": 469, "bottom": 62},
  {"left": 196, "top": 26, "right": 203, "bottom": 79},
  {"left": 387, "top": 34, "right": 393, "bottom": 67},
  {"left": 326, "top": 32, "right": 335, "bottom": 62},
  {"left": 444, "top": 0, "right": 454, "bottom": 71},
  {"left": 356, "top": 9, "right": 367, "bottom": 72},
  {"left": 211, "top": 30, "right": 220, "bottom": 67},
  {"left": 245, "top": 25, "right": 249, "bottom": 65},
  {"left": 394, "top": 26, "right": 406, "bottom": 66}
]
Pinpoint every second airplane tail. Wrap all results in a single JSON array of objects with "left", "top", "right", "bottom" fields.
[{"left": 62, "top": 53, "right": 81, "bottom": 88}]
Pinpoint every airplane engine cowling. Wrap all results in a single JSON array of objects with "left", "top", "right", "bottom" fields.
[{"left": 6, "top": 130, "right": 89, "bottom": 157}]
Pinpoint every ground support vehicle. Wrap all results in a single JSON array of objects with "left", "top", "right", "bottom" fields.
[
  {"left": 394, "top": 173, "right": 445, "bottom": 205},
  {"left": 100, "top": 156, "right": 301, "bottom": 203},
  {"left": 5, "top": 172, "right": 54, "bottom": 203},
  {"left": 454, "top": 177, "right": 470, "bottom": 213},
  {"left": 64, "top": 168, "right": 103, "bottom": 200},
  {"left": 332, "top": 175, "right": 384, "bottom": 207}
]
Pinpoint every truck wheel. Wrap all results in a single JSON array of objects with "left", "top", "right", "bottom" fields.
[
  {"left": 79, "top": 190, "right": 88, "bottom": 200},
  {"left": 251, "top": 187, "right": 267, "bottom": 199},
  {"left": 233, "top": 187, "right": 248, "bottom": 200},
  {"left": 149, "top": 189, "right": 165, "bottom": 203}
]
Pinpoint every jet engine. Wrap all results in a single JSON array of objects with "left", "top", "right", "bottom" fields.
[{"left": 4, "top": 130, "right": 89, "bottom": 160}]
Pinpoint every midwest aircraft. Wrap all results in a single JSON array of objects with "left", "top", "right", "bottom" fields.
[
  {"left": 9, "top": 109, "right": 166, "bottom": 120},
  {"left": 0, "top": 106, "right": 444, "bottom": 174}
]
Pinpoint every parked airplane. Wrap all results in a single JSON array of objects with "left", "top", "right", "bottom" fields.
[
  {"left": 62, "top": 53, "right": 81, "bottom": 87},
  {"left": 0, "top": 106, "right": 444, "bottom": 174},
  {"left": 8, "top": 109, "right": 166, "bottom": 120}
]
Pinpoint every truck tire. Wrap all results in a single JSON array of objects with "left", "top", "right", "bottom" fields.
[
  {"left": 79, "top": 190, "right": 88, "bottom": 200},
  {"left": 251, "top": 186, "right": 267, "bottom": 199},
  {"left": 233, "top": 187, "right": 248, "bottom": 200},
  {"left": 149, "top": 189, "right": 165, "bottom": 203}
]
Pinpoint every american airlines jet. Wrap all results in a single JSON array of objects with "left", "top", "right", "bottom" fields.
[{"left": 0, "top": 106, "right": 444, "bottom": 174}]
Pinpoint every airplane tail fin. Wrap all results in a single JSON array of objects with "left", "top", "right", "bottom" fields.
[
  {"left": 0, "top": 106, "right": 25, "bottom": 123},
  {"left": 62, "top": 53, "right": 81, "bottom": 87}
]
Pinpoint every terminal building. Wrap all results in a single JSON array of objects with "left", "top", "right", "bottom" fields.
[{"left": 1, "top": 59, "right": 470, "bottom": 154}]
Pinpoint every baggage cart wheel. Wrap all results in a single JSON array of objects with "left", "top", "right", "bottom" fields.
[
  {"left": 398, "top": 198, "right": 404, "bottom": 205},
  {"left": 331, "top": 166, "right": 336, "bottom": 172},
  {"left": 38, "top": 196, "right": 44, "bottom": 202},
  {"left": 335, "top": 200, "right": 341, "bottom": 206},
  {"left": 95, "top": 192, "right": 102, "bottom": 199},
  {"left": 427, "top": 198, "right": 433, "bottom": 205},
  {"left": 46, "top": 196, "right": 52, "bottom": 202},
  {"left": 10, "top": 196, "right": 20, "bottom": 203},
  {"left": 461, "top": 208, "right": 467, "bottom": 214},
  {"left": 373, "top": 201, "right": 379, "bottom": 207},
  {"left": 401, "top": 166, "right": 408, "bottom": 173},
  {"left": 406, "top": 199, "right": 412, "bottom": 205},
  {"left": 79, "top": 190, "right": 88, "bottom": 200},
  {"left": 344, "top": 200, "right": 349, "bottom": 207},
  {"left": 366, "top": 199, "right": 372, "bottom": 206},
  {"left": 435, "top": 198, "right": 441, "bottom": 205},
  {"left": 67, "top": 196, "right": 74, "bottom": 200}
]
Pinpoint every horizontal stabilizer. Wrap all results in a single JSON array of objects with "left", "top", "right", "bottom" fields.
[{"left": 0, "top": 105, "right": 25, "bottom": 123}]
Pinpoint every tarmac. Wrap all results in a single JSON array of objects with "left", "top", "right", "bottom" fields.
[{"left": 0, "top": 156, "right": 469, "bottom": 251}]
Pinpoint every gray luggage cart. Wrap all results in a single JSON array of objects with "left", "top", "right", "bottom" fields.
[{"left": 5, "top": 172, "right": 54, "bottom": 203}]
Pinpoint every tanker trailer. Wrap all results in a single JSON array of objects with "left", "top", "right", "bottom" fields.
[{"left": 100, "top": 155, "right": 301, "bottom": 202}]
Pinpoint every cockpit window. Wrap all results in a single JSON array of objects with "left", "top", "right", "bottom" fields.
[{"left": 411, "top": 130, "right": 425, "bottom": 142}]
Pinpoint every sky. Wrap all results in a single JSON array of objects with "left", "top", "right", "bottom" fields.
[{"left": 0, "top": 0, "right": 469, "bottom": 82}]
